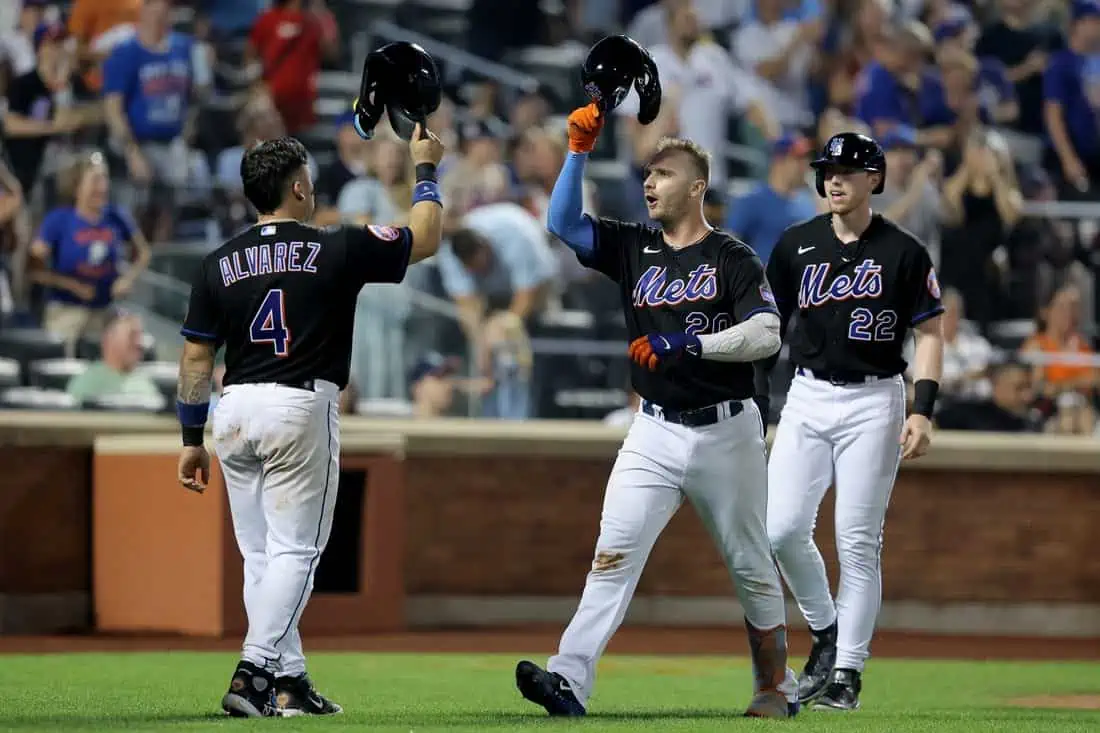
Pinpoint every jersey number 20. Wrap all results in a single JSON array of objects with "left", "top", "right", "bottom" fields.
[
  {"left": 250, "top": 289, "right": 291, "bottom": 357},
  {"left": 848, "top": 308, "right": 897, "bottom": 342}
]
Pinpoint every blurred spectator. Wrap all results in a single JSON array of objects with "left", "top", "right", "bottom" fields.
[
  {"left": 1042, "top": 0, "right": 1100, "bottom": 199},
  {"left": 940, "top": 128, "right": 1022, "bottom": 329},
  {"left": 618, "top": 2, "right": 774, "bottom": 192},
  {"left": 625, "top": 0, "right": 687, "bottom": 50},
  {"left": 856, "top": 20, "right": 961, "bottom": 149},
  {"left": 481, "top": 310, "right": 533, "bottom": 420},
  {"left": 603, "top": 388, "right": 640, "bottom": 427},
  {"left": 0, "top": 161, "right": 22, "bottom": 320},
  {"left": 3, "top": 22, "right": 101, "bottom": 194},
  {"left": 338, "top": 381, "right": 357, "bottom": 415},
  {"left": 702, "top": 187, "right": 726, "bottom": 225},
  {"left": 215, "top": 96, "right": 319, "bottom": 191},
  {"left": 724, "top": 133, "right": 816, "bottom": 265},
  {"left": 934, "top": 359, "right": 1040, "bottom": 432},
  {"left": 438, "top": 202, "right": 558, "bottom": 370},
  {"left": 508, "top": 89, "right": 552, "bottom": 137},
  {"left": 28, "top": 151, "right": 151, "bottom": 355},
  {"left": 371, "top": 136, "right": 414, "bottom": 224},
  {"left": 930, "top": 48, "right": 989, "bottom": 165},
  {"left": 65, "top": 310, "right": 160, "bottom": 403},
  {"left": 67, "top": 0, "right": 142, "bottom": 95},
  {"left": 0, "top": 0, "right": 48, "bottom": 78},
  {"left": 907, "top": 287, "right": 995, "bottom": 400},
  {"left": 405, "top": 351, "right": 491, "bottom": 418},
  {"left": 876, "top": 126, "right": 944, "bottom": 266},
  {"left": 933, "top": 7, "right": 1019, "bottom": 126},
  {"left": 248, "top": 0, "right": 338, "bottom": 135},
  {"left": 977, "top": 0, "right": 1063, "bottom": 136},
  {"left": 442, "top": 119, "right": 512, "bottom": 219},
  {"left": 1020, "top": 284, "right": 1099, "bottom": 435},
  {"left": 199, "top": 0, "right": 267, "bottom": 41},
  {"left": 312, "top": 112, "right": 369, "bottom": 225},
  {"left": 732, "top": 0, "right": 821, "bottom": 132},
  {"left": 103, "top": 0, "right": 204, "bottom": 238}
]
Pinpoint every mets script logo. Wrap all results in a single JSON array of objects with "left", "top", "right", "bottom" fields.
[
  {"left": 798, "top": 259, "right": 883, "bottom": 308},
  {"left": 632, "top": 265, "right": 719, "bottom": 307}
]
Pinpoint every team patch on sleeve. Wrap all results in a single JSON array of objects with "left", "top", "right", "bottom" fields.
[
  {"left": 759, "top": 284, "right": 777, "bottom": 305},
  {"left": 927, "top": 268, "right": 941, "bottom": 299},
  {"left": 367, "top": 224, "right": 401, "bottom": 241}
]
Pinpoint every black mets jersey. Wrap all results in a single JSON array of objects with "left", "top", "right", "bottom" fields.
[
  {"left": 766, "top": 213, "right": 944, "bottom": 377},
  {"left": 582, "top": 219, "right": 779, "bottom": 410},
  {"left": 181, "top": 220, "right": 412, "bottom": 389}
]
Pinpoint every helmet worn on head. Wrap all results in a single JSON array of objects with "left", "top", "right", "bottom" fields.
[
  {"left": 581, "top": 34, "right": 662, "bottom": 125},
  {"left": 810, "top": 132, "right": 887, "bottom": 197},
  {"left": 353, "top": 41, "right": 442, "bottom": 141}
]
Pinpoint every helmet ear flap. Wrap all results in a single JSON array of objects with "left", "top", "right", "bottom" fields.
[
  {"left": 634, "top": 57, "right": 662, "bottom": 125},
  {"left": 353, "top": 52, "right": 388, "bottom": 140},
  {"left": 815, "top": 168, "right": 826, "bottom": 198},
  {"left": 872, "top": 162, "right": 886, "bottom": 194},
  {"left": 387, "top": 105, "right": 420, "bottom": 141}
]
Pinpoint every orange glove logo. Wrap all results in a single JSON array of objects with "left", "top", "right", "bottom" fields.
[{"left": 567, "top": 103, "right": 604, "bottom": 154}]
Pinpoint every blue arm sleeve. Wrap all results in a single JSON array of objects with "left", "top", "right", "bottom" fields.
[{"left": 547, "top": 152, "right": 595, "bottom": 258}]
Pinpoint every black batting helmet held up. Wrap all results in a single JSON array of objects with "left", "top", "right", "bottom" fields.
[
  {"left": 353, "top": 41, "right": 442, "bottom": 141},
  {"left": 581, "top": 34, "right": 661, "bottom": 125},
  {"left": 810, "top": 132, "right": 887, "bottom": 197}
]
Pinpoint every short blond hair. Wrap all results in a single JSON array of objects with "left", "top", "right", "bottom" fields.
[{"left": 650, "top": 137, "right": 711, "bottom": 184}]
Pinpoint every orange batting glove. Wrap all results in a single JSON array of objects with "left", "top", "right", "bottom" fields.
[
  {"left": 628, "top": 335, "right": 659, "bottom": 371},
  {"left": 567, "top": 103, "right": 604, "bottom": 154}
]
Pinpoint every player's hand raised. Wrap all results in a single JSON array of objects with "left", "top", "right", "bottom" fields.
[
  {"left": 178, "top": 445, "right": 211, "bottom": 493},
  {"left": 899, "top": 414, "right": 932, "bottom": 460},
  {"left": 410, "top": 123, "right": 445, "bottom": 166},
  {"left": 567, "top": 103, "right": 604, "bottom": 154}
]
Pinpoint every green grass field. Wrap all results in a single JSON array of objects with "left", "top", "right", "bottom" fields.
[{"left": 0, "top": 653, "right": 1097, "bottom": 732}]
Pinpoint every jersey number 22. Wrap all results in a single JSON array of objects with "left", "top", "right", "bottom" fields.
[
  {"left": 848, "top": 307, "right": 897, "bottom": 342},
  {"left": 250, "top": 289, "right": 291, "bottom": 357}
]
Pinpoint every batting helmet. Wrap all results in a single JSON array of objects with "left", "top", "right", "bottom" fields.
[
  {"left": 810, "top": 132, "right": 887, "bottom": 197},
  {"left": 353, "top": 41, "right": 441, "bottom": 141},
  {"left": 581, "top": 35, "right": 661, "bottom": 125}
]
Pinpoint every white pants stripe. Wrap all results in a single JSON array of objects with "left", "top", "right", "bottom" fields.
[{"left": 766, "top": 373, "right": 906, "bottom": 672}]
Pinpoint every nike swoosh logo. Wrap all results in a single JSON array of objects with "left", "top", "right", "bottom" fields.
[
  {"left": 798, "top": 246, "right": 815, "bottom": 255},
  {"left": 643, "top": 246, "right": 662, "bottom": 254}
]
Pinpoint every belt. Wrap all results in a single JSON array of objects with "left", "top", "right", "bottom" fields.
[
  {"left": 277, "top": 379, "right": 316, "bottom": 391},
  {"left": 796, "top": 367, "right": 889, "bottom": 385},
  {"left": 641, "top": 399, "right": 743, "bottom": 427}
]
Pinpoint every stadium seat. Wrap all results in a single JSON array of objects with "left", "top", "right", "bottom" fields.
[
  {"left": 356, "top": 398, "right": 415, "bottom": 417},
  {"left": 0, "top": 387, "right": 78, "bottom": 410},
  {"left": 0, "top": 357, "right": 20, "bottom": 389},
  {"left": 0, "top": 329, "right": 66, "bottom": 364},
  {"left": 85, "top": 392, "right": 167, "bottom": 413},
  {"left": 27, "top": 359, "right": 89, "bottom": 391},
  {"left": 552, "top": 387, "right": 628, "bottom": 420}
]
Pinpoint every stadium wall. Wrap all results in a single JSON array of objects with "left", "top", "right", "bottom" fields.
[{"left": 1, "top": 414, "right": 1098, "bottom": 637}]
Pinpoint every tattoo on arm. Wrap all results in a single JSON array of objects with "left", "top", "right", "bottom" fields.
[{"left": 177, "top": 343, "right": 215, "bottom": 403}]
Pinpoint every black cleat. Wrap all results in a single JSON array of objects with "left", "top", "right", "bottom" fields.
[
  {"left": 812, "top": 668, "right": 862, "bottom": 711},
  {"left": 221, "top": 661, "right": 277, "bottom": 718},
  {"left": 274, "top": 673, "right": 343, "bottom": 716},
  {"left": 515, "top": 660, "right": 586, "bottom": 716},
  {"left": 798, "top": 622, "right": 837, "bottom": 704}
]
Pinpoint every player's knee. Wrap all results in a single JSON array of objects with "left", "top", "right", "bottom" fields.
[
  {"left": 835, "top": 529, "right": 880, "bottom": 566},
  {"left": 589, "top": 548, "right": 632, "bottom": 576},
  {"left": 767, "top": 517, "right": 808, "bottom": 552}
]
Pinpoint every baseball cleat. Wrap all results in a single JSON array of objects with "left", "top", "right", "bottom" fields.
[
  {"left": 515, "top": 660, "right": 586, "bottom": 716},
  {"left": 798, "top": 621, "right": 837, "bottom": 703},
  {"left": 221, "top": 661, "right": 277, "bottom": 718},
  {"left": 812, "top": 668, "right": 862, "bottom": 711},
  {"left": 274, "top": 673, "right": 343, "bottom": 716},
  {"left": 743, "top": 690, "right": 799, "bottom": 718}
]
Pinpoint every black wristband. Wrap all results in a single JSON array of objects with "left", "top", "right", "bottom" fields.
[
  {"left": 415, "top": 163, "right": 438, "bottom": 183},
  {"left": 182, "top": 425, "right": 204, "bottom": 447},
  {"left": 912, "top": 379, "right": 939, "bottom": 418}
]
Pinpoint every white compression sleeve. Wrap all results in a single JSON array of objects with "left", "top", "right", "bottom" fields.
[{"left": 697, "top": 312, "right": 781, "bottom": 362}]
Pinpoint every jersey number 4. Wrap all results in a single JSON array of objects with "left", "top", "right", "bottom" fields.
[
  {"left": 250, "top": 289, "right": 291, "bottom": 357},
  {"left": 848, "top": 308, "right": 897, "bottom": 342}
]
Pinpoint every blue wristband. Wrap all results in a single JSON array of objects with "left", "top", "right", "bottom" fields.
[
  {"left": 177, "top": 401, "right": 210, "bottom": 427},
  {"left": 412, "top": 180, "right": 442, "bottom": 206}
]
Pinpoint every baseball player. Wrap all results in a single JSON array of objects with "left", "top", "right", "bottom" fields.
[
  {"left": 512, "top": 94, "right": 799, "bottom": 718},
  {"left": 175, "top": 125, "right": 445, "bottom": 717},
  {"left": 755, "top": 132, "right": 945, "bottom": 711}
]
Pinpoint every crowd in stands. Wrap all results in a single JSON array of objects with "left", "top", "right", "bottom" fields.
[{"left": 0, "top": 0, "right": 1096, "bottom": 436}]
